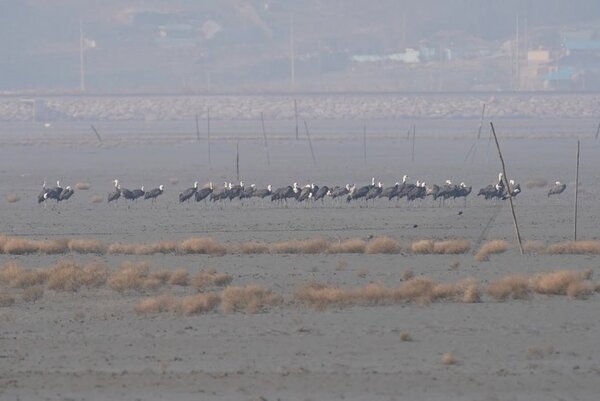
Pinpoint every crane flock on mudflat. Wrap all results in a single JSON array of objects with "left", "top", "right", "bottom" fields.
[{"left": 35, "top": 174, "right": 568, "bottom": 207}]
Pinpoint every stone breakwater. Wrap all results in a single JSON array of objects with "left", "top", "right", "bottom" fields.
[{"left": 1, "top": 93, "right": 599, "bottom": 121}]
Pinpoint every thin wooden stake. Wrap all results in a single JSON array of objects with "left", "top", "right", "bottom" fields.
[
  {"left": 195, "top": 113, "right": 200, "bottom": 141},
  {"left": 303, "top": 118, "right": 317, "bottom": 166},
  {"left": 90, "top": 125, "right": 102, "bottom": 144},
  {"left": 261, "top": 112, "right": 270, "bottom": 167},
  {"left": 490, "top": 122, "right": 523, "bottom": 254},
  {"left": 207, "top": 107, "right": 212, "bottom": 167},
  {"left": 363, "top": 124, "right": 367, "bottom": 165},
  {"left": 574, "top": 140, "right": 580, "bottom": 240},
  {"left": 411, "top": 125, "right": 416, "bottom": 163},
  {"left": 236, "top": 140, "right": 240, "bottom": 182},
  {"left": 595, "top": 121, "right": 600, "bottom": 139},
  {"left": 477, "top": 103, "right": 486, "bottom": 139},
  {"left": 294, "top": 99, "right": 299, "bottom": 140}
]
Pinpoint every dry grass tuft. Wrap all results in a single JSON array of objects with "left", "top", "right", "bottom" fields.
[
  {"left": 270, "top": 238, "right": 329, "bottom": 254},
  {"left": 441, "top": 352, "right": 457, "bottom": 365},
  {"left": 0, "top": 293, "right": 15, "bottom": 307},
  {"left": 397, "top": 277, "right": 435, "bottom": 304},
  {"left": 3, "top": 238, "right": 41, "bottom": 255},
  {"left": 434, "top": 240, "right": 471, "bottom": 254},
  {"left": 75, "top": 181, "right": 91, "bottom": 190},
  {"left": 68, "top": 239, "right": 106, "bottom": 254},
  {"left": 89, "top": 195, "right": 103, "bottom": 203},
  {"left": 524, "top": 178, "right": 548, "bottom": 189},
  {"left": 47, "top": 260, "right": 85, "bottom": 292},
  {"left": 179, "top": 237, "right": 227, "bottom": 256},
  {"left": 81, "top": 261, "right": 110, "bottom": 288},
  {"left": 566, "top": 280, "right": 594, "bottom": 299},
  {"left": 546, "top": 241, "right": 600, "bottom": 255},
  {"left": 168, "top": 269, "right": 189, "bottom": 286},
  {"left": 523, "top": 240, "right": 545, "bottom": 254},
  {"left": 22, "top": 285, "right": 44, "bottom": 302},
  {"left": 328, "top": 238, "right": 367, "bottom": 254},
  {"left": 461, "top": 281, "right": 481, "bottom": 303},
  {"left": 240, "top": 241, "right": 270, "bottom": 254},
  {"left": 530, "top": 270, "right": 583, "bottom": 296},
  {"left": 135, "top": 241, "right": 178, "bottom": 255},
  {"left": 295, "top": 282, "right": 351, "bottom": 310},
  {"left": 0, "top": 262, "right": 48, "bottom": 288},
  {"left": 37, "top": 239, "right": 69, "bottom": 254},
  {"left": 431, "top": 283, "right": 460, "bottom": 301},
  {"left": 365, "top": 236, "right": 401, "bottom": 254},
  {"left": 221, "top": 285, "right": 282, "bottom": 313},
  {"left": 191, "top": 269, "right": 233, "bottom": 289},
  {"left": 410, "top": 240, "right": 434, "bottom": 254},
  {"left": 399, "top": 332, "right": 413, "bottom": 342},
  {"left": 487, "top": 275, "right": 531, "bottom": 301},
  {"left": 107, "top": 261, "right": 151, "bottom": 292},
  {"left": 5, "top": 193, "right": 20, "bottom": 203},
  {"left": 134, "top": 295, "right": 176, "bottom": 314},
  {"left": 474, "top": 240, "right": 509, "bottom": 262},
  {"left": 179, "top": 293, "right": 221, "bottom": 315}
]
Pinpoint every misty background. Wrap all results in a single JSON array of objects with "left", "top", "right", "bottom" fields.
[{"left": 2, "top": 0, "right": 600, "bottom": 93}]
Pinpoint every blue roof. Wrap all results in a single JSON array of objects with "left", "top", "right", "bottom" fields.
[{"left": 544, "top": 67, "right": 576, "bottom": 81}]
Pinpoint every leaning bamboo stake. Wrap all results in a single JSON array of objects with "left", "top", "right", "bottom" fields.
[
  {"left": 303, "top": 118, "right": 317, "bottom": 166},
  {"left": 490, "top": 122, "right": 523, "bottom": 254},
  {"left": 90, "top": 125, "right": 102, "bottom": 144},
  {"left": 363, "top": 124, "right": 367, "bottom": 165},
  {"left": 236, "top": 140, "right": 240, "bottom": 182},
  {"left": 574, "top": 140, "right": 580, "bottom": 240},
  {"left": 411, "top": 124, "right": 416, "bottom": 163},
  {"left": 595, "top": 121, "right": 600, "bottom": 139},
  {"left": 195, "top": 113, "right": 200, "bottom": 141},
  {"left": 294, "top": 99, "right": 299, "bottom": 140}
]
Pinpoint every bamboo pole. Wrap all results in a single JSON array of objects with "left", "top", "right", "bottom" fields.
[
  {"left": 477, "top": 103, "right": 486, "bottom": 139},
  {"left": 490, "top": 122, "right": 523, "bottom": 254},
  {"left": 261, "top": 112, "right": 270, "bottom": 167},
  {"left": 303, "top": 119, "right": 317, "bottom": 166},
  {"left": 90, "top": 125, "right": 102, "bottom": 144},
  {"left": 574, "top": 140, "right": 580, "bottom": 240},
  {"left": 595, "top": 121, "right": 600, "bottom": 139}
]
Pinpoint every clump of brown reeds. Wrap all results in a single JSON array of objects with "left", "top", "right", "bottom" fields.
[
  {"left": 459, "top": 278, "right": 481, "bottom": 303},
  {"left": 545, "top": 241, "right": 600, "bottom": 255},
  {"left": 168, "top": 269, "right": 189, "bottom": 286},
  {"left": 410, "top": 239, "right": 470, "bottom": 254},
  {"left": 89, "top": 195, "right": 103, "bottom": 203},
  {"left": 22, "top": 285, "right": 44, "bottom": 302},
  {"left": 240, "top": 241, "right": 270, "bottom": 254},
  {"left": 524, "top": 178, "right": 548, "bottom": 189},
  {"left": 0, "top": 293, "right": 15, "bottom": 307},
  {"left": 81, "top": 261, "right": 110, "bottom": 288},
  {"left": 474, "top": 240, "right": 509, "bottom": 262},
  {"left": 328, "top": 238, "right": 367, "bottom": 254},
  {"left": 179, "top": 293, "right": 221, "bottom": 315},
  {"left": 134, "top": 294, "right": 177, "bottom": 315},
  {"left": 295, "top": 282, "right": 355, "bottom": 310},
  {"left": 2, "top": 238, "right": 40, "bottom": 255},
  {"left": 191, "top": 269, "right": 233, "bottom": 289},
  {"left": 68, "top": 239, "right": 106, "bottom": 254},
  {"left": 397, "top": 277, "right": 435, "bottom": 304},
  {"left": 5, "top": 193, "right": 20, "bottom": 203},
  {"left": 179, "top": 237, "right": 227, "bottom": 256},
  {"left": 0, "top": 262, "right": 48, "bottom": 288},
  {"left": 75, "top": 181, "right": 91, "bottom": 190},
  {"left": 270, "top": 238, "right": 329, "bottom": 254},
  {"left": 136, "top": 241, "right": 179, "bottom": 255},
  {"left": 365, "top": 236, "right": 401, "bottom": 254},
  {"left": 221, "top": 285, "right": 282, "bottom": 313},
  {"left": 441, "top": 352, "right": 458, "bottom": 365},
  {"left": 107, "top": 243, "right": 139, "bottom": 254},
  {"left": 47, "top": 260, "right": 85, "bottom": 292},
  {"left": 107, "top": 261, "right": 152, "bottom": 292},
  {"left": 487, "top": 275, "right": 531, "bottom": 301},
  {"left": 529, "top": 270, "right": 591, "bottom": 297}
]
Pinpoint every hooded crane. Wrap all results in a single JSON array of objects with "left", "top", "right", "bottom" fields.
[
  {"left": 502, "top": 179, "right": 521, "bottom": 200},
  {"left": 312, "top": 185, "right": 329, "bottom": 201},
  {"left": 120, "top": 186, "right": 136, "bottom": 201},
  {"left": 179, "top": 181, "right": 198, "bottom": 203},
  {"left": 347, "top": 178, "right": 375, "bottom": 202},
  {"left": 45, "top": 180, "right": 63, "bottom": 202},
  {"left": 38, "top": 180, "right": 47, "bottom": 204},
  {"left": 131, "top": 186, "right": 145, "bottom": 200},
  {"left": 144, "top": 185, "right": 164, "bottom": 202},
  {"left": 195, "top": 182, "right": 213, "bottom": 202},
  {"left": 548, "top": 181, "right": 566, "bottom": 197},
  {"left": 58, "top": 186, "right": 74, "bottom": 201},
  {"left": 108, "top": 180, "right": 121, "bottom": 203},
  {"left": 253, "top": 184, "right": 272, "bottom": 199}
]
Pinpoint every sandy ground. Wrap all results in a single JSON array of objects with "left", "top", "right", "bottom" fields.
[{"left": 1, "top": 117, "right": 600, "bottom": 400}]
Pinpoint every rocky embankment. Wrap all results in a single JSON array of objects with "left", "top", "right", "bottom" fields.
[{"left": 1, "top": 93, "right": 599, "bottom": 121}]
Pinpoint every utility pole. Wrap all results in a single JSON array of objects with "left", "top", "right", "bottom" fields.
[
  {"left": 290, "top": 15, "right": 295, "bottom": 89},
  {"left": 79, "top": 18, "right": 85, "bottom": 92}
]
